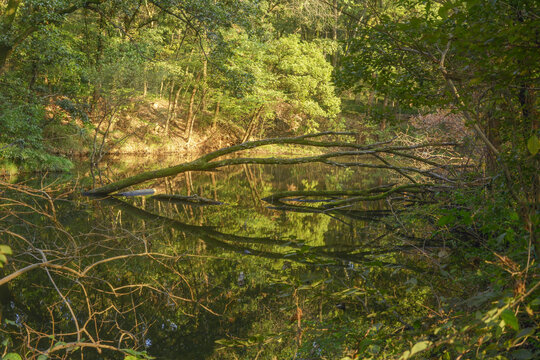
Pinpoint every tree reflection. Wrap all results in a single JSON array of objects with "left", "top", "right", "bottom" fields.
[{"left": 1, "top": 162, "right": 443, "bottom": 359}]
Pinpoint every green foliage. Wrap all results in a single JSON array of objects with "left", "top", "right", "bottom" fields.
[
  {"left": 216, "top": 29, "right": 341, "bottom": 133},
  {"left": 267, "top": 35, "right": 341, "bottom": 130},
  {"left": 2, "top": 353, "right": 23, "bottom": 360},
  {"left": 0, "top": 96, "right": 44, "bottom": 147},
  {"left": 0, "top": 244, "right": 12, "bottom": 268},
  {"left": 0, "top": 85, "right": 73, "bottom": 172}
]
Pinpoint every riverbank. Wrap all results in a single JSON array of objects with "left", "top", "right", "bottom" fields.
[{"left": 1, "top": 94, "right": 472, "bottom": 176}]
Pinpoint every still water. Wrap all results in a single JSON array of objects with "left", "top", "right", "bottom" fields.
[{"left": 0, "top": 156, "right": 431, "bottom": 359}]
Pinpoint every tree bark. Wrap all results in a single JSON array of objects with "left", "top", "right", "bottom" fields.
[
  {"left": 241, "top": 105, "right": 265, "bottom": 143},
  {"left": 185, "top": 72, "right": 202, "bottom": 143},
  {"left": 212, "top": 99, "right": 220, "bottom": 130},
  {"left": 0, "top": 45, "right": 13, "bottom": 76},
  {"left": 332, "top": 0, "right": 339, "bottom": 67}
]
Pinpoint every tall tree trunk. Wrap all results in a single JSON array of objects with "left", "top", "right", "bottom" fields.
[
  {"left": 242, "top": 106, "right": 265, "bottom": 143},
  {"left": 201, "top": 58, "right": 208, "bottom": 112},
  {"left": 518, "top": 85, "right": 538, "bottom": 135},
  {"left": 166, "top": 79, "right": 176, "bottom": 121},
  {"left": 159, "top": 77, "right": 164, "bottom": 99},
  {"left": 167, "top": 85, "right": 181, "bottom": 134},
  {"left": 166, "top": 83, "right": 181, "bottom": 135},
  {"left": 185, "top": 73, "right": 202, "bottom": 143},
  {"left": 332, "top": 0, "right": 338, "bottom": 67},
  {"left": 381, "top": 96, "right": 388, "bottom": 130},
  {"left": 0, "top": 0, "right": 21, "bottom": 74},
  {"left": 367, "top": 90, "right": 375, "bottom": 116},
  {"left": 0, "top": 45, "right": 13, "bottom": 76},
  {"left": 143, "top": 67, "right": 148, "bottom": 96},
  {"left": 212, "top": 99, "right": 220, "bottom": 130}
]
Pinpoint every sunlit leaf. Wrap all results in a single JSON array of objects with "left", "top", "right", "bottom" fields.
[
  {"left": 0, "top": 245, "right": 12, "bottom": 254},
  {"left": 410, "top": 340, "right": 432, "bottom": 356},
  {"left": 527, "top": 135, "right": 539, "bottom": 156},
  {"left": 500, "top": 309, "right": 519, "bottom": 331},
  {"left": 3, "top": 354, "right": 23, "bottom": 360}
]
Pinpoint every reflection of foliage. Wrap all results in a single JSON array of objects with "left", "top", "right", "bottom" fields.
[
  {"left": 2, "top": 152, "right": 538, "bottom": 359},
  {"left": 0, "top": 162, "right": 417, "bottom": 359}
]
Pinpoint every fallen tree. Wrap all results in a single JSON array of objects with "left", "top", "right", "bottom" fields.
[{"left": 84, "top": 132, "right": 463, "bottom": 196}]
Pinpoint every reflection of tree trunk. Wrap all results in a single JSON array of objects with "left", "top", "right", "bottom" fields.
[
  {"left": 242, "top": 164, "right": 260, "bottom": 208},
  {"left": 211, "top": 173, "right": 218, "bottom": 201},
  {"left": 103, "top": 197, "right": 420, "bottom": 269},
  {"left": 185, "top": 171, "right": 194, "bottom": 217},
  {"left": 186, "top": 171, "right": 193, "bottom": 195}
]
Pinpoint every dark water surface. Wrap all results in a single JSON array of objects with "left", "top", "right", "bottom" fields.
[{"left": 1, "top": 156, "right": 432, "bottom": 359}]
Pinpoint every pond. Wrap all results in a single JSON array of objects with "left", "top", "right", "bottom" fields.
[{"left": 0, "top": 155, "right": 442, "bottom": 359}]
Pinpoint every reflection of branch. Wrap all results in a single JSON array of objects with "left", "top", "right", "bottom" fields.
[
  {"left": 80, "top": 252, "right": 179, "bottom": 276},
  {"left": 101, "top": 197, "right": 422, "bottom": 271},
  {"left": 263, "top": 183, "right": 435, "bottom": 208}
]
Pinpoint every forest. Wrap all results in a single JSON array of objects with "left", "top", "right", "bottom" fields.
[{"left": 0, "top": 0, "right": 538, "bottom": 359}]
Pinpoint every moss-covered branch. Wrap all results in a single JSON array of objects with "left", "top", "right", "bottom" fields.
[{"left": 84, "top": 132, "right": 458, "bottom": 195}]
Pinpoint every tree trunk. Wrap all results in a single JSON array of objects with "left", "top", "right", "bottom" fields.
[
  {"left": 367, "top": 90, "right": 375, "bottom": 116},
  {"left": 212, "top": 100, "right": 220, "bottom": 129},
  {"left": 201, "top": 58, "right": 208, "bottom": 112},
  {"left": 332, "top": 0, "right": 338, "bottom": 67},
  {"left": 0, "top": 45, "right": 13, "bottom": 76},
  {"left": 242, "top": 105, "right": 265, "bottom": 143},
  {"left": 0, "top": 0, "right": 21, "bottom": 74},
  {"left": 166, "top": 79, "right": 176, "bottom": 126},
  {"left": 143, "top": 67, "right": 148, "bottom": 96},
  {"left": 159, "top": 77, "right": 164, "bottom": 99},
  {"left": 381, "top": 96, "right": 388, "bottom": 130},
  {"left": 166, "top": 85, "right": 181, "bottom": 134},
  {"left": 518, "top": 85, "right": 538, "bottom": 134},
  {"left": 185, "top": 73, "right": 202, "bottom": 143}
]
